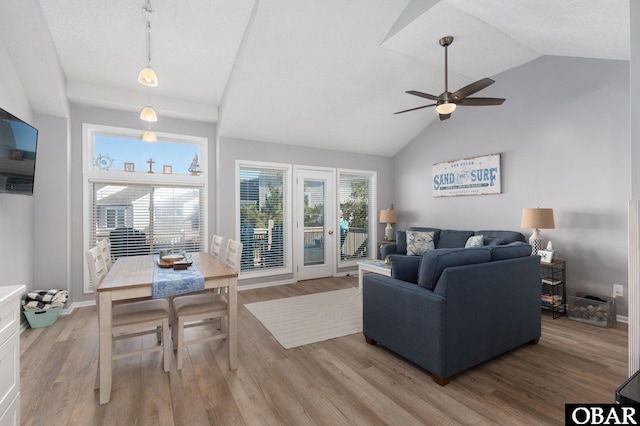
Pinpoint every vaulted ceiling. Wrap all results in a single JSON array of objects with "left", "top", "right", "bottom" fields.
[{"left": 0, "top": 0, "right": 630, "bottom": 156}]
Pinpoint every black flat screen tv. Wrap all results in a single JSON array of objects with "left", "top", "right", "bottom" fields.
[{"left": 0, "top": 107, "right": 38, "bottom": 195}]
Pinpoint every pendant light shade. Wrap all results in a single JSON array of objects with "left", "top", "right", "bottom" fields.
[
  {"left": 142, "top": 130, "right": 157, "bottom": 143},
  {"left": 140, "top": 105, "right": 158, "bottom": 122},
  {"left": 138, "top": 67, "right": 158, "bottom": 87}
]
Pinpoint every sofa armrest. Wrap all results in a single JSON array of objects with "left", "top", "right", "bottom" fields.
[
  {"left": 380, "top": 243, "right": 398, "bottom": 259},
  {"left": 362, "top": 274, "right": 447, "bottom": 375}
]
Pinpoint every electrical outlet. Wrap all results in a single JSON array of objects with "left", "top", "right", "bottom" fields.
[{"left": 613, "top": 284, "right": 624, "bottom": 298}]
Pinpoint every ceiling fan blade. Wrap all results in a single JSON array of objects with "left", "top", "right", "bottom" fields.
[
  {"left": 394, "top": 104, "right": 436, "bottom": 114},
  {"left": 439, "top": 113, "right": 451, "bottom": 121},
  {"left": 451, "top": 78, "right": 495, "bottom": 101},
  {"left": 406, "top": 90, "right": 439, "bottom": 101},
  {"left": 459, "top": 97, "right": 506, "bottom": 106}
]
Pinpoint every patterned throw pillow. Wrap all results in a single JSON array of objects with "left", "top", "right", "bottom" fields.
[
  {"left": 406, "top": 231, "right": 435, "bottom": 256},
  {"left": 465, "top": 235, "right": 484, "bottom": 248}
]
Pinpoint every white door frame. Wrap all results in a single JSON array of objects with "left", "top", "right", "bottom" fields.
[{"left": 294, "top": 166, "right": 336, "bottom": 281}]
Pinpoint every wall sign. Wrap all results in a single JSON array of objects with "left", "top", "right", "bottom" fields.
[{"left": 433, "top": 153, "right": 501, "bottom": 197}]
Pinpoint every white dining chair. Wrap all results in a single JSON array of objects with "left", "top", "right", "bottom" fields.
[
  {"left": 86, "top": 246, "right": 172, "bottom": 379},
  {"left": 97, "top": 239, "right": 113, "bottom": 271},
  {"left": 209, "top": 234, "right": 225, "bottom": 259},
  {"left": 172, "top": 239, "right": 242, "bottom": 370}
]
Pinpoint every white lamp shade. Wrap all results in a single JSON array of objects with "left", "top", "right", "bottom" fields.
[
  {"left": 140, "top": 106, "right": 158, "bottom": 122},
  {"left": 138, "top": 67, "right": 158, "bottom": 87},
  {"left": 142, "top": 130, "right": 157, "bottom": 143},
  {"left": 436, "top": 102, "right": 456, "bottom": 115}
]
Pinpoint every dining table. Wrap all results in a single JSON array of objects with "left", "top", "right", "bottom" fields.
[{"left": 96, "top": 251, "right": 238, "bottom": 405}]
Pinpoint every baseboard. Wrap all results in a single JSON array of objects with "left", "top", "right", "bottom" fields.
[
  {"left": 618, "top": 315, "right": 629, "bottom": 324},
  {"left": 238, "top": 278, "right": 297, "bottom": 291},
  {"left": 60, "top": 300, "right": 95, "bottom": 315}
]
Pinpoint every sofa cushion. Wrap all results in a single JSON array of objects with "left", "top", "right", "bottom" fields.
[
  {"left": 475, "top": 230, "right": 525, "bottom": 244},
  {"left": 406, "top": 231, "right": 435, "bottom": 255},
  {"left": 389, "top": 255, "right": 420, "bottom": 284},
  {"left": 465, "top": 235, "right": 484, "bottom": 248},
  {"left": 417, "top": 247, "right": 491, "bottom": 290},
  {"left": 486, "top": 241, "right": 532, "bottom": 261},
  {"left": 437, "top": 230, "right": 475, "bottom": 248},
  {"left": 395, "top": 230, "right": 407, "bottom": 254}
]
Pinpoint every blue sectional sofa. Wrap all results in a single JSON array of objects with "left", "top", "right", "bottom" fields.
[{"left": 363, "top": 240, "right": 541, "bottom": 385}]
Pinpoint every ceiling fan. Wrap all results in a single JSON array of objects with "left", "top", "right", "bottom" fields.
[{"left": 395, "top": 36, "right": 505, "bottom": 121}]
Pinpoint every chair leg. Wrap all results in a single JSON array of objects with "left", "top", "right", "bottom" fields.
[
  {"left": 94, "top": 353, "right": 101, "bottom": 390},
  {"left": 176, "top": 316, "right": 185, "bottom": 371},
  {"left": 157, "top": 325, "right": 162, "bottom": 343},
  {"left": 162, "top": 318, "right": 171, "bottom": 372}
]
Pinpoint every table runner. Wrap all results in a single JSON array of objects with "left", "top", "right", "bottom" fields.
[{"left": 152, "top": 255, "right": 204, "bottom": 298}]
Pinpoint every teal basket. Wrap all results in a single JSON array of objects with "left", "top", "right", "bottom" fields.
[{"left": 24, "top": 306, "right": 61, "bottom": 328}]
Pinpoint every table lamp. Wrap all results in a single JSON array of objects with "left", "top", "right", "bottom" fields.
[
  {"left": 379, "top": 209, "right": 397, "bottom": 241},
  {"left": 521, "top": 207, "right": 555, "bottom": 255}
]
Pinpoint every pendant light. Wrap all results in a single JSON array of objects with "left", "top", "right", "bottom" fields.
[
  {"left": 139, "top": 0, "right": 158, "bottom": 142},
  {"left": 138, "top": 0, "right": 158, "bottom": 87}
]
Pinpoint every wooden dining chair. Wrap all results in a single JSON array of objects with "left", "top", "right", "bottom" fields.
[
  {"left": 172, "top": 240, "right": 242, "bottom": 370},
  {"left": 86, "top": 246, "right": 172, "bottom": 376},
  {"left": 209, "top": 234, "right": 225, "bottom": 259},
  {"left": 97, "top": 239, "right": 113, "bottom": 271}
]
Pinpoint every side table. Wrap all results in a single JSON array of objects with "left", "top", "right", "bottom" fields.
[
  {"left": 540, "top": 258, "right": 566, "bottom": 318},
  {"left": 357, "top": 259, "right": 392, "bottom": 293}
]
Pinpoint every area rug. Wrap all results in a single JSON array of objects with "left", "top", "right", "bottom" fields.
[{"left": 244, "top": 287, "right": 362, "bottom": 349}]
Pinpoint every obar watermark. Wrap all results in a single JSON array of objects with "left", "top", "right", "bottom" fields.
[{"left": 566, "top": 404, "right": 640, "bottom": 425}]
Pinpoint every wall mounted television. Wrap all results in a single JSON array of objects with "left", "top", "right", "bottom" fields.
[{"left": 0, "top": 107, "right": 38, "bottom": 195}]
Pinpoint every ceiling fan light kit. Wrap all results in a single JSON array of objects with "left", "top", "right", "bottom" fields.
[{"left": 395, "top": 36, "right": 505, "bottom": 120}]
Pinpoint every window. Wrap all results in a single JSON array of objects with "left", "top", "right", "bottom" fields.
[
  {"left": 88, "top": 182, "right": 204, "bottom": 259},
  {"left": 83, "top": 124, "right": 207, "bottom": 292},
  {"left": 338, "top": 170, "right": 375, "bottom": 265},
  {"left": 237, "top": 162, "right": 291, "bottom": 275}
]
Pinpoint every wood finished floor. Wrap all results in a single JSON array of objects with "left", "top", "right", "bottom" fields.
[{"left": 21, "top": 276, "right": 628, "bottom": 425}]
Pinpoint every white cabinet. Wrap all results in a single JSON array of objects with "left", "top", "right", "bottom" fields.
[{"left": 0, "top": 286, "right": 24, "bottom": 426}]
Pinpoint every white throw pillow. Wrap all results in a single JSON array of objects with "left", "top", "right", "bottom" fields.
[
  {"left": 465, "top": 235, "right": 484, "bottom": 248},
  {"left": 406, "top": 231, "right": 435, "bottom": 255}
]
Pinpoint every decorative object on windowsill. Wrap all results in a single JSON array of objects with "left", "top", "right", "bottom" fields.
[
  {"left": 147, "top": 158, "right": 155, "bottom": 173},
  {"left": 188, "top": 154, "right": 202, "bottom": 175},
  {"left": 138, "top": 0, "right": 159, "bottom": 142},
  {"left": 163, "top": 165, "right": 172, "bottom": 174},
  {"left": 124, "top": 162, "right": 135, "bottom": 172},
  {"left": 94, "top": 154, "right": 114, "bottom": 170},
  {"left": 521, "top": 207, "right": 555, "bottom": 256},
  {"left": 379, "top": 208, "right": 397, "bottom": 241}
]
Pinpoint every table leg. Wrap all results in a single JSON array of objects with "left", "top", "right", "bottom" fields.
[
  {"left": 228, "top": 278, "right": 238, "bottom": 370},
  {"left": 98, "top": 291, "right": 113, "bottom": 404},
  {"left": 358, "top": 265, "right": 364, "bottom": 294}
]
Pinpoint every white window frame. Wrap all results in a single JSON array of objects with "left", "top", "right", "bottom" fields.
[
  {"left": 236, "top": 160, "right": 293, "bottom": 279},
  {"left": 82, "top": 123, "right": 208, "bottom": 293},
  {"left": 337, "top": 168, "right": 377, "bottom": 268}
]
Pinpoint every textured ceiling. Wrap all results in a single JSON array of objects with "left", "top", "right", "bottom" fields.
[{"left": 0, "top": 0, "right": 630, "bottom": 156}]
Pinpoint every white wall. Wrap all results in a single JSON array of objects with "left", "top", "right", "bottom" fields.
[
  {"left": 0, "top": 34, "right": 35, "bottom": 292},
  {"left": 217, "top": 136, "right": 394, "bottom": 286},
  {"left": 393, "top": 56, "right": 630, "bottom": 316}
]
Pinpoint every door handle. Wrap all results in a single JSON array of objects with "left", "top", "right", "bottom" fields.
[{"left": 328, "top": 230, "right": 334, "bottom": 235}]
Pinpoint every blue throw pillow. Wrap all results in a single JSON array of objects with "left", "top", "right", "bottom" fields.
[{"left": 483, "top": 237, "right": 505, "bottom": 246}]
